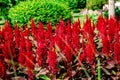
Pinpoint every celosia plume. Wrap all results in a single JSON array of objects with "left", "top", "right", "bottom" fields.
[
  {"left": 14, "top": 23, "right": 20, "bottom": 47},
  {"left": 1, "top": 17, "right": 120, "bottom": 79},
  {"left": 31, "top": 18, "right": 37, "bottom": 37}
]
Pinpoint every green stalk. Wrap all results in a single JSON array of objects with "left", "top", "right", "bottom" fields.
[
  {"left": 81, "top": 64, "right": 90, "bottom": 78},
  {"left": 97, "top": 58, "right": 101, "bottom": 80}
]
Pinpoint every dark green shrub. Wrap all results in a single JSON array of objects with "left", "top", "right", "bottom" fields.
[
  {"left": 8, "top": 0, "right": 71, "bottom": 27},
  {"left": 86, "top": 0, "right": 108, "bottom": 10},
  {"left": 115, "top": 7, "right": 120, "bottom": 16},
  {"left": 67, "top": 0, "right": 86, "bottom": 9},
  {"left": 103, "top": 7, "right": 120, "bottom": 18},
  {"left": 52, "top": 0, "right": 86, "bottom": 9},
  {"left": 0, "top": 0, "right": 24, "bottom": 19},
  {"left": 116, "top": 0, "right": 120, "bottom": 1}
]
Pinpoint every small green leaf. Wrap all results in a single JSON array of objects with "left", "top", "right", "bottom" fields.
[
  {"left": 97, "top": 58, "right": 101, "bottom": 80},
  {"left": 36, "top": 75, "right": 51, "bottom": 80}
]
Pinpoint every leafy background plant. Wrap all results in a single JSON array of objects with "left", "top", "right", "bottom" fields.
[
  {"left": 103, "top": 7, "right": 120, "bottom": 18},
  {"left": 86, "top": 0, "right": 108, "bottom": 10},
  {"left": 8, "top": 0, "right": 71, "bottom": 27},
  {"left": 0, "top": 0, "right": 24, "bottom": 18}
]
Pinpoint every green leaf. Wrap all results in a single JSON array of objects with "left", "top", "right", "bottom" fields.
[
  {"left": 97, "top": 58, "right": 101, "bottom": 80},
  {"left": 36, "top": 75, "right": 51, "bottom": 80}
]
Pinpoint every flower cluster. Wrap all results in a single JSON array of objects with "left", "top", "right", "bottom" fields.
[{"left": 0, "top": 15, "right": 120, "bottom": 79}]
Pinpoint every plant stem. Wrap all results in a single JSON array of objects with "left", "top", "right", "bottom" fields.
[
  {"left": 97, "top": 58, "right": 101, "bottom": 80},
  {"left": 81, "top": 64, "right": 90, "bottom": 78}
]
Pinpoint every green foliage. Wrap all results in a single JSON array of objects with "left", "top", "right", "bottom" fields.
[
  {"left": 116, "top": 0, "right": 120, "bottom": 1},
  {"left": 115, "top": 7, "right": 120, "bottom": 16},
  {"left": 0, "top": 0, "right": 24, "bottom": 18},
  {"left": 73, "top": 13, "right": 98, "bottom": 25},
  {"left": 36, "top": 75, "right": 51, "bottom": 80},
  {"left": 86, "top": 0, "right": 108, "bottom": 10},
  {"left": 67, "top": 0, "right": 86, "bottom": 9},
  {"left": 97, "top": 59, "right": 101, "bottom": 80},
  {"left": 52, "top": 0, "right": 86, "bottom": 10},
  {"left": 103, "top": 7, "right": 120, "bottom": 18},
  {"left": 73, "top": 9, "right": 81, "bottom": 13},
  {"left": 8, "top": 0, "right": 71, "bottom": 27}
]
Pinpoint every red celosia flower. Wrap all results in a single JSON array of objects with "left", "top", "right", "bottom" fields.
[
  {"left": 97, "top": 15, "right": 110, "bottom": 56},
  {"left": 59, "top": 18, "right": 66, "bottom": 39},
  {"left": 107, "top": 28, "right": 114, "bottom": 43},
  {"left": 18, "top": 32, "right": 26, "bottom": 65},
  {"left": 47, "top": 49, "right": 57, "bottom": 77},
  {"left": 97, "top": 15, "right": 107, "bottom": 49},
  {"left": 114, "top": 42, "right": 120, "bottom": 64},
  {"left": 97, "top": 15, "right": 107, "bottom": 35},
  {"left": 19, "top": 32, "right": 26, "bottom": 49},
  {"left": 14, "top": 23, "right": 20, "bottom": 47},
  {"left": 36, "top": 41, "right": 47, "bottom": 66},
  {"left": 86, "top": 43, "right": 95, "bottom": 65},
  {"left": 102, "top": 36, "right": 110, "bottom": 56},
  {"left": 2, "top": 21, "right": 16, "bottom": 60},
  {"left": 36, "top": 21, "right": 48, "bottom": 67},
  {"left": 27, "top": 69, "right": 35, "bottom": 80},
  {"left": 71, "top": 21, "right": 80, "bottom": 51},
  {"left": 87, "top": 35, "right": 96, "bottom": 53},
  {"left": 0, "top": 30, "right": 3, "bottom": 47},
  {"left": 107, "top": 17, "right": 117, "bottom": 43},
  {"left": 31, "top": 18, "right": 37, "bottom": 37},
  {"left": 4, "top": 21, "right": 13, "bottom": 40},
  {"left": 23, "top": 26, "right": 30, "bottom": 37},
  {"left": 108, "top": 17, "right": 117, "bottom": 34},
  {"left": 64, "top": 45, "right": 73, "bottom": 63},
  {"left": 45, "top": 21, "right": 52, "bottom": 40},
  {"left": 78, "top": 52, "right": 86, "bottom": 67},
  {"left": 0, "top": 54, "right": 4, "bottom": 61},
  {"left": 25, "top": 35, "right": 35, "bottom": 69},
  {"left": 114, "top": 28, "right": 119, "bottom": 43},
  {"left": 83, "top": 16, "right": 94, "bottom": 37},
  {"left": 18, "top": 49, "right": 26, "bottom": 66},
  {"left": 49, "top": 37, "right": 55, "bottom": 50},
  {"left": 37, "top": 21, "right": 45, "bottom": 41},
  {"left": 55, "top": 24, "right": 65, "bottom": 51},
  {"left": 2, "top": 43, "right": 10, "bottom": 59},
  {"left": 59, "top": 18, "right": 66, "bottom": 32},
  {"left": 105, "top": 17, "right": 109, "bottom": 25},
  {"left": 25, "top": 51, "right": 35, "bottom": 70},
  {"left": 0, "top": 30, "right": 3, "bottom": 38},
  {"left": 65, "top": 20, "right": 72, "bottom": 45},
  {"left": 25, "top": 38, "right": 32, "bottom": 52},
  {"left": 67, "top": 67, "right": 72, "bottom": 78},
  {"left": 0, "top": 61, "right": 6, "bottom": 78}
]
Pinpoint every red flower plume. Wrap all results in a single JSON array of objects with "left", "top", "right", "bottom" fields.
[
  {"left": 18, "top": 32, "right": 26, "bottom": 65},
  {"left": 47, "top": 49, "right": 57, "bottom": 77},
  {"left": 71, "top": 21, "right": 80, "bottom": 51},
  {"left": 114, "top": 42, "right": 120, "bottom": 65},
  {"left": 78, "top": 52, "right": 86, "bottom": 67},
  {"left": 37, "top": 21, "right": 45, "bottom": 41},
  {"left": 36, "top": 42, "right": 47, "bottom": 66},
  {"left": 25, "top": 51, "right": 35, "bottom": 70},
  {"left": 14, "top": 23, "right": 20, "bottom": 47},
  {"left": 86, "top": 43, "right": 95, "bottom": 65},
  {"left": 83, "top": 16, "right": 94, "bottom": 37},
  {"left": 64, "top": 45, "right": 73, "bottom": 63},
  {"left": 31, "top": 18, "right": 37, "bottom": 37},
  {"left": 0, "top": 62, "right": 6, "bottom": 78},
  {"left": 102, "top": 36, "right": 110, "bottom": 56},
  {"left": 25, "top": 38, "right": 32, "bottom": 52},
  {"left": 45, "top": 21, "right": 52, "bottom": 40}
]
